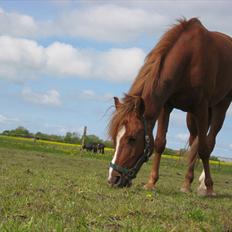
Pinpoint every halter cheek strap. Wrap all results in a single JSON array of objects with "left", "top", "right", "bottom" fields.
[{"left": 109, "top": 117, "right": 151, "bottom": 180}]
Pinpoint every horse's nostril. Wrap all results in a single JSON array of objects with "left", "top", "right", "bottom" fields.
[
  {"left": 108, "top": 175, "right": 121, "bottom": 186},
  {"left": 114, "top": 176, "right": 121, "bottom": 185}
]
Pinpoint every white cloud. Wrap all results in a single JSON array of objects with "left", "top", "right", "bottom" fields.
[
  {"left": 52, "top": 5, "right": 168, "bottom": 42},
  {"left": 45, "top": 42, "right": 91, "bottom": 76},
  {"left": 80, "top": 90, "right": 113, "bottom": 101},
  {"left": 22, "top": 87, "right": 62, "bottom": 107},
  {"left": 0, "top": 114, "right": 19, "bottom": 124},
  {"left": 1, "top": 4, "right": 232, "bottom": 83},
  {"left": 170, "top": 110, "right": 186, "bottom": 128},
  {"left": 176, "top": 133, "right": 189, "bottom": 142},
  {"left": 1, "top": 3, "right": 232, "bottom": 43},
  {"left": 44, "top": 43, "right": 145, "bottom": 82},
  {"left": 0, "top": 36, "right": 45, "bottom": 82},
  {"left": 0, "top": 114, "right": 8, "bottom": 123},
  {"left": 104, "top": 1, "right": 232, "bottom": 34},
  {"left": 229, "top": 144, "right": 232, "bottom": 149},
  {"left": 0, "top": 5, "right": 168, "bottom": 42},
  {"left": 0, "top": 36, "right": 145, "bottom": 83},
  {"left": 0, "top": 8, "right": 37, "bottom": 37},
  {"left": 94, "top": 48, "right": 145, "bottom": 82}
]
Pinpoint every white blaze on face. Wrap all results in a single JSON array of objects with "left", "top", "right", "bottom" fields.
[{"left": 108, "top": 126, "right": 126, "bottom": 181}]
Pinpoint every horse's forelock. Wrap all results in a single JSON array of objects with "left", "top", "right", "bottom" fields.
[{"left": 108, "top": 95, "right": 138, "bottom": 142}]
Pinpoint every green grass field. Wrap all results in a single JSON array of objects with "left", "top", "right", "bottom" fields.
[{"left": 0, "top": 136, "right": 232, "bottom": 231}]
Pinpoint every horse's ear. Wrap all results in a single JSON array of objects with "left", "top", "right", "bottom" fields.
[
  {"left": 134, "top": 96, "right": 145, "bottom": 115},
  {"left": 114, "top": 97, "right": 121, "bottom": 110}
]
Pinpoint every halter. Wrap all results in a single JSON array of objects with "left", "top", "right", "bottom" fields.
[{"left": 109, "top": 117, "right": 152, "bottom": 181}]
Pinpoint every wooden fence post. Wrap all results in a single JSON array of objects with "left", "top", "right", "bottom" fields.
[{"left": 81, "top": 126, "right": 87, "bottom": 149}]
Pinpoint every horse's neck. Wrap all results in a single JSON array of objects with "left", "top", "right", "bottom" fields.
[{"left": 142, "top": 87, "right": 164, "bottom": 122}]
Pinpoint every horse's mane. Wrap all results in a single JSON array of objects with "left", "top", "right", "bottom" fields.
[
  {"left": 108, "top": 18, "right": 202, "bottom": 141},
  {"left": 129, "top": 18, "right": 200, "bottom": 96}
]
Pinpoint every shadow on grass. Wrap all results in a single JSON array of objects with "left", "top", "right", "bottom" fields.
[{"left": 211, "top": 193, "right": 232, "bottom": 199}]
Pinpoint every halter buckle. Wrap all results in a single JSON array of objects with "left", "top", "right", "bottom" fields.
[
  {"left": 127, "top": 169, "right": 136, "bottom": 178},
  {"left": 145, "top": 135, "right": 150, "bottom": 143}
]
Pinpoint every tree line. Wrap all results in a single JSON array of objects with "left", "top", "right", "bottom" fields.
[
  {"left": 0, "top": 126, "right": 220, "bottom": 160},
  {"left": 1, "top": 126, "right": 114, "bottom": 148},
  {"left": 0, "top": 127, "right": 185, "bottom": 156}
]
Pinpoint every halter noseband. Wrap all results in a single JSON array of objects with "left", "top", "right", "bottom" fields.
[{"left": 109, "top": 117, "right": 152, "bottom": 180}]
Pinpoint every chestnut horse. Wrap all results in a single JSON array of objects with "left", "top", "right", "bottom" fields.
[{"left": 108, "top": 18, "right": 232, "bottom": 196}]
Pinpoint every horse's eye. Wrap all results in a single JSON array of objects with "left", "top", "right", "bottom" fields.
[{"left": 128, "top": 136, "right": 136, "bottom": 144}]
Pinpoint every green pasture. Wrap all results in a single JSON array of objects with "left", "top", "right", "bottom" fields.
[{"left": 0, "top": 136, "right": 232, "bottom": 231}]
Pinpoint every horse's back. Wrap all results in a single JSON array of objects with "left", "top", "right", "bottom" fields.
[
  {"left": 162, "top": 20, "right": 232, "bottom": 109},
  {"left": 208, "top": 31, "right": 232, "bottom": 104},
  {"left": 178, "top": 22, "right": 232, "bottom": 104}
]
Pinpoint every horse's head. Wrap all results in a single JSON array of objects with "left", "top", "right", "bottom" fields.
[{"left": 108, "top": 95, "right": 153, "bottom": 187}]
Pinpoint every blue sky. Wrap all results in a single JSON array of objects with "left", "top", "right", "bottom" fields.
[{"left": 0, "top": 0, "right": 231, "bottom": 158}]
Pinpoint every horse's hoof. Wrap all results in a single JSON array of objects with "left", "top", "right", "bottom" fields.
[
  {"left": 197, "top": 188, "right": 216, "bottom": 197},
  {"left": 143, "top": 183, "right": 156, "bottom": 190},
  {"left": 197, "top": 185, "right": 207, "bottom": 196},
  {"left": 208, "top": 191, "right": 217, "bottom": 197},
  {"left": 180, "top": 186, "right": 191, "bottom": 193}
]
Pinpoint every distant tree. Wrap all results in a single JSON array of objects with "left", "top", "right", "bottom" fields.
[
  {"left": 1, "top": 127, "right": 101, "bottom": 146},
  {"left": 50, "top": 134, "right": 64, "bottom": 142},
  {"left": 35, "top": 132, "right": 64, "bottom": 142},
  {"left": 2, "top": 130, "right": 10, "bottom": 135},
  {"left": 35, "top": 132, "right": 43, "bottom": 139},
  {"left": 8, "top": 126, "right": 31, "bottom": 138},
  {"left": 104, "top": 140, "right": 114, "bottom": 148},
  {"left": 64, "top": 132, "right": 72, "bottom": 143},
  {"left": 71, "top": 132, "right": 81, "bottom": 144},
  {"left": 35, "top": 132, "right": 49, "bottom": 140},
  {"left": 64, "top": 132, "right": 80, "bottom": 144},
  {"left": 85, "top": 134, "right": 103, "bottom": 144},
  {"left": 164, "top": 148, "right": 177, "bottom": 155},
  {"left": 210, "top": 156, "right": 219, "bottom": 161},
  {"left": 178, "top": 148, "right": 188, "bottom": 155}
]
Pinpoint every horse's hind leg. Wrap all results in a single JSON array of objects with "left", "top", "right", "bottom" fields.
[
  {"left": 181, "top": 108, "right": 213, "bottom": 193},
  {"left": 192, "top": 99, "right": 215, "bottom": 196},
  {"left": 197, "top": 97, "right": 231, "bottom": 196},
  {"left": 144, "top": 106, "right": 172, "bottom": 190},
  {"left": 181, "top": 113, "right": 198, "bottom": 193}
]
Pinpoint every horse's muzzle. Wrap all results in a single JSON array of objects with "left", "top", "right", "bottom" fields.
[{"left": 108, "top": 175, "right": 132, "bottom": 188}]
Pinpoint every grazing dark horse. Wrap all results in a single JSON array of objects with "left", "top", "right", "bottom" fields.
[
  {"left": 83, "top": 143, "right": 105, "bottom": 154},
  {"left": 82, "top": 143, "right": 98, "bottom": 153},
  {"left": 108, "top": 18, "right": 232, "bottom": 196},
  {"left": 97, "top": 143, "right": 105, "bottom": 154}
]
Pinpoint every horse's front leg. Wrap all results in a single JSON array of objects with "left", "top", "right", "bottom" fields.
[{"left": 144, "top": 106, "right": 172, "bottom": 190}]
